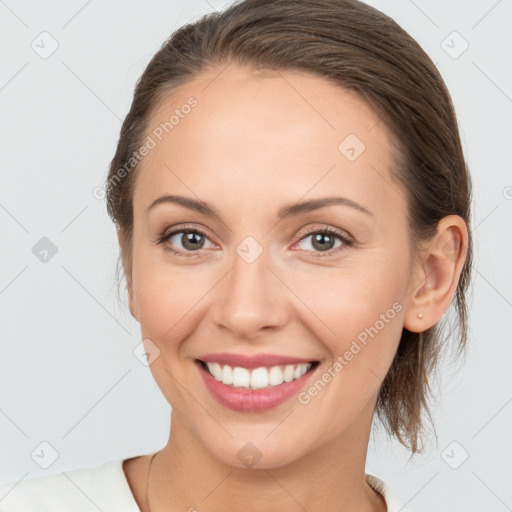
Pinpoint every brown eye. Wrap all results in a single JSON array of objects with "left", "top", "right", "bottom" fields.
[
  {"left": 294, "top": 227, "right": 352, "bottom": 257},
  {"left": 172, "top": 231, "right": 206, "bottom": 251},
  {"left": 310, "top": 232, "right": 338, "bottom": 251},
  {"left": 158, "top": 226, "right": 215, "bottom": 257}
]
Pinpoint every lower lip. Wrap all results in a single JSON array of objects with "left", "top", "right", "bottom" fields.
[{"left": 196, "top": 360, "right": 318, "bottom": 412}]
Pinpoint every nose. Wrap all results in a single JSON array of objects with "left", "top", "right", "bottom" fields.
[{"left": 211, "top": 245, "right": 290, "bottom": 341}]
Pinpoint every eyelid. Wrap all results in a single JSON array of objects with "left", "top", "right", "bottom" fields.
[
  {"left": 294, "top": 223, "right": 354, "bottom": 243},
  {"left": 156, "top": 223, "right": 217, "bottom": 250},
  {"left": 290, "top": 225, "right": 353, "bottom": 258},
  {"left": 159, "top": 223, "right": 215, "bottom": 242}
]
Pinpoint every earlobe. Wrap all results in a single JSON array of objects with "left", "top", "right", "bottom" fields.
[{"left": 404, "top": 215, "right": 468, "bottom": 333}]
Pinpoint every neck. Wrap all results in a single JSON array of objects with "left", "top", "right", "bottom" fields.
[{"left": 148, "top": 402, "right": 385, "bottom": 512}]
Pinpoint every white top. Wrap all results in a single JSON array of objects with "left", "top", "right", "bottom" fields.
[{"left": 0, "top": 458, "right": 412, "bottom": 511}]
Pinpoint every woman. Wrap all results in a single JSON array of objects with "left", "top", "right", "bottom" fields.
[{"left": 0, "top": 0, "right": 472, "bottom": 510}]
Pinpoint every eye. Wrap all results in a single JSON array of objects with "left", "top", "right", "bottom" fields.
[
  {"left": 292, "top": 227, "right": 353, "bottom": 257},
  {"left": 154, "top": 224, "right": 353, "bottom": 259},
  {"left": 155, "top": 224, "right": 215, "bottom": 258}
]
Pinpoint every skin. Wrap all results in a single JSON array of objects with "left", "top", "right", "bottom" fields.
[{"left": 119, "top": 63, "right": 468, "bottom": 512}]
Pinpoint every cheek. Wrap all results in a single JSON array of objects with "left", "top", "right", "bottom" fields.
[
  {"left": 131, "top": 250, "right": 213, "bottom": 343},
  {"left": 132, "top": 230, "right": 409, "bottom": 359},
  {"left": 291, "top": 256, "right": 406, "bottom": 364},
  {"left": 294, "top": 269, "right": 405, "bottom": 427}
]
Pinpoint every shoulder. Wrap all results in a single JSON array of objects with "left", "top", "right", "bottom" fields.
[
  {"left": 0, "top": 459, "right": 140, "bottom": 512},
  {"left": 366, "top": 473, "right": 412, "bottom": 512}
]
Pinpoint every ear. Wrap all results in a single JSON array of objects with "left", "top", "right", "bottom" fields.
[
  {"left": 117, "top": 226, "right": 138, "bottom": 321},
  {"left": 404, "top": 215, "right": 469, "bottom": 333}
]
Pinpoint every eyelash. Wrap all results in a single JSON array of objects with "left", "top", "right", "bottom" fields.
[{"left": 155, "top": 224, "right": 353, "bottom": 259}]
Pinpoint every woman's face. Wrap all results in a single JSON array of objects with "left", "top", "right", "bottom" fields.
[{"left": 126, "top": 64, "right": 417, "bottom": 468}]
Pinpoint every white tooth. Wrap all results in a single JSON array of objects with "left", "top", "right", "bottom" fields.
[
  {"left": 232, "top": 366, "right": 250, "bottom": 388},
  {"left": 221, "top": 364, "right": 233, "bottom": 385},
  {"left": 269, "top": 366, "right": 284, "bottom": 386},
  {"left": 207, "top": 362, "right": 312, "bottom": 390},
  {"left": 212, "top": 363, "right": 222, "bottom": 381},
  {"left": 250, "top": 367, "right": 270, "bottom": 389},
  {"left": 211, "top": 362, "right": 222, "bottom": 381},
  {"left": 283, "top": 365, "right": 295, "bottom": 382}
]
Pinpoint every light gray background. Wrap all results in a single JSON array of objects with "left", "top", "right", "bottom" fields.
[{"left": 1, "top": 1, "right": 511, "bottom": 511}]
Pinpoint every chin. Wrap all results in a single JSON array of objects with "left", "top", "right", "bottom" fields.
[{"left": 204, "top": 434, "right": 308, "bottom": 471}]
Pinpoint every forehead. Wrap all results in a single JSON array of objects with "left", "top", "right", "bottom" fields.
[{"left": 133, "top": 64, "right": 405, "bottom": 221}]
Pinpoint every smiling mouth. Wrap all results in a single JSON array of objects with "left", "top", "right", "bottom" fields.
[{"left": 196, "top": 359, "right": 320, "bottom": 390}]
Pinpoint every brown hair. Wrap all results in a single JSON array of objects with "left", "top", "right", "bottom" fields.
[{"left": 105, "top": 0, "right": 473, "bottom": 455}]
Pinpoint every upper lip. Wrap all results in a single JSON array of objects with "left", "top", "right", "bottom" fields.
[{"left": 197, "top": 352, "right": 319, "bottom": 369}]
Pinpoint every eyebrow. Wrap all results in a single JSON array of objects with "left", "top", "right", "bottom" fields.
[{"left": 144, "top": 194, "right": 373, "bottom": 219}]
